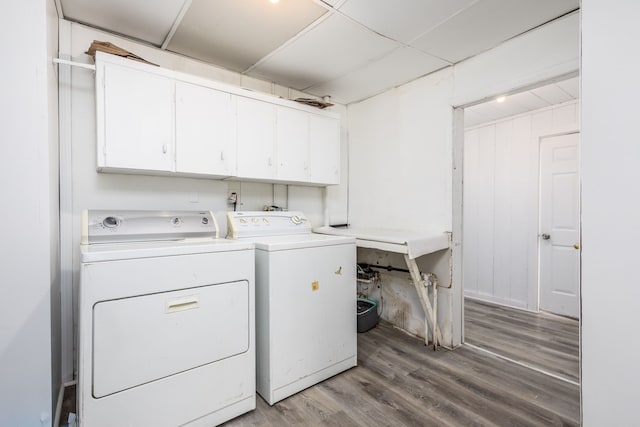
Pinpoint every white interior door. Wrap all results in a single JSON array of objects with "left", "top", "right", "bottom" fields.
[{"left": 539, "top": 133, "right": 580, "bottom": 318}]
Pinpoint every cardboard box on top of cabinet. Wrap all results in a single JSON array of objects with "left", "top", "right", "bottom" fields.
[{"left": 86, "top": 40, "right": 158, "bottom": 67}]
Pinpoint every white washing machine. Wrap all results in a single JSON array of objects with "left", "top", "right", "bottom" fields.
[
  {"left": 78, "top": 210, "right": 255, "bottom": 427},
  {"left": 227, "top": 211, "right": 357, "bottom": 405}
]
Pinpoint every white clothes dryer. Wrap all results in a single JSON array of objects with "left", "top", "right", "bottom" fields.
[
  {"left": 227, "top": 211, "right": 357, "bottom": 405},
  {"left": 78, "top": 210, "right": 255, "bottom": 427}
]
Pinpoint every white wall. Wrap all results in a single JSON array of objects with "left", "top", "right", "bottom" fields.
[
  {"left": 347, "top": 12, "right": 579, "bottom": 347},
  {"left": 348, "top": 69, "right": 454, "bottom": 231},
  {"left": 0, "top": 0, "right": 58, "bottom": 425},
  {"left": 464, "top": 101, "right": 580, "bottom": 309},
  {"left": 47, "top": 0, "right": 61, "bottom": 415},
  {"left": 581, "top": 2, "right": 640, "bottom": 424},
  {"left": 58, "top": 21, "right": 348, "bottom": 379}
]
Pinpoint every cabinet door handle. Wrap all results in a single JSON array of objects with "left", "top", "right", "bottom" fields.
[
  {"left": 268, "top": 157, "right": 272, "bottom": 166},
  {"left": 162, "top": 144, "right": 168, "bottom": 154},
  {"left": 220, "top": 151, "right": 224, "bottom": 161}
]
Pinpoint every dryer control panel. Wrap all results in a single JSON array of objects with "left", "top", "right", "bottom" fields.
[
  {"left": 227, "top": 211, "right": 311, "bottom": 239},
  {"left": 82, "top": 210, "right": 219, "bottom": 244}
]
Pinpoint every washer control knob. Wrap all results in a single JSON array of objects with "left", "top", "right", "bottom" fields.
[
  {"left": 171, "top": 217, "right": 182, "bottom": 226},
  {"left": 252, "top": 217, "right": 259, "bottom": 223},
  {"left": 240, "top": 218, "right": 248, "bottom": 224},
  {"left": 201, "top": 217, "right": 209, "bottom": 225},
  {"left": 102, "top": 216, "right": 120, "bottom": 228},
  {"left": 263, "top": 218, "right": 269, "bottom": 224},
  {"left": 291, "top": 215, "right": 303, "bottom": 225}
]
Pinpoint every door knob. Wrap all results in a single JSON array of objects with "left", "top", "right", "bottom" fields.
[
  {"left": 573, "top": 242, "right": 580, "bottom": 250},
  {"left": 541, "top": 233, "right": 550, "bottom": 240}
]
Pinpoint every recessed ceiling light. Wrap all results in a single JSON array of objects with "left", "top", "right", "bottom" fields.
[
  {"left": 496, "top": 96, "right": 506, "bottom": 103},
  {"left": 269, "top": 0, "right": 280, "bottom": 4}
]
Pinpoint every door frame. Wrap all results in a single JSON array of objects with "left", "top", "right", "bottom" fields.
[{"left": 453, "top": 101, "right": 580, "bottom": 345}]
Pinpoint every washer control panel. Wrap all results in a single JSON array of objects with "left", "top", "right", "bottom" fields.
[
  {"left": 82, "top": 210, "right": 219, "bottom": 244},
  {"left": 227, "top": 211, "right": 311, "bottom": 238}
]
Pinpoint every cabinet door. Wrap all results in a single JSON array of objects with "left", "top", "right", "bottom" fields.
[
  {"left": 100, "top": 64, "right": 175, "bottom": 172},
  {"left": 308, "top": 115, "right": 340, "bottom": 185},
  {"left": 175, "top": 82, "right": 235, "bottom": 176},
  {"left": 276, "top": 106, "right": 309, "bottom": 182},
  {"left": 236, "top": 97, "right": 276, "bottom": 179}
]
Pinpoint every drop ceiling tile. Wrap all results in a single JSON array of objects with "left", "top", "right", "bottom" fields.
[
  {"left": 465, "top": 109, "right": 492, "bottom": 128},
  {"left": 466, "top": 76, "right": 581, "bottom": 127},
  {"left": 61, "top": 0, "right": 186, "bottom": 45},
  {"left": 305, "top": 47, "right": 450, "bottom": 104},
  {"left": 531, "top": 84, "right": 574, "bottom": 105},
  {"left": 411, "top": 0, "right": 579, "bottom": 62},
  {"left": 465, "top": 98, "right": 526, "bottom": 125},
  {"left": 508, "top": 91, "right": 551, "bottom": 111},
  {"left": 249, "top": 13, "right": 399, "bottom": 90},
  {"left": 494, "top": 98, "right": 533, "bottom": 118},
  {"left": 167, "top": 0, "right": 328, "bottom": 72},
  {"left": 467, "top": 100, "right": 505, "bottom": 123},
  {"left": 556, "top": 76, "right": 579, "bottom": 98},
  {"left": 338, "top": 0, "right": 474, "bottom": 44}
]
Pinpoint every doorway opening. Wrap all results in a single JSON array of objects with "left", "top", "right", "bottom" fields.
[{"left": 455, "top": 76, "right": 581, "bottom": 385}]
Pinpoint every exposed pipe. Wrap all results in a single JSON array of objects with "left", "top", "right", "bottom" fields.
[
  {"left": 424, "top": 272, "right": 439, "bottom": 349},
  {"left": 364, "top": 260, "right": 441, "bottom": 349},
  {"left": 323, "top": 186, "right": 329, "bottom": 226},
  {"left": 53, "top": 58, "right": 95, "bottom": 71},
  {"left": 364, "top": 263, "right": 410, "bottom": 273}
]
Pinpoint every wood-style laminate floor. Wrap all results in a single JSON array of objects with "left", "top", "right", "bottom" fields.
[
  {"left": 224, "top": 320, "right": 580, "bottom": 426},
  {"left": 464, "top": 298, "right": 580, "bottom": 383}
]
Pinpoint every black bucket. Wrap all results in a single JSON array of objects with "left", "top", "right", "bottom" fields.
[{"left": 357, "top": 298, "right": 380, "bottom": 333}]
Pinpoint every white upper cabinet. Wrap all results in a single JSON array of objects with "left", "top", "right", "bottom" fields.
[
  {"left": 98, "top": 61, "right": 175, "bottom": 172},
  {"left": 276, "top": 106, "right": 309, "bottom": 182},
  {"left": 236, "top": 103, "right": 340, "bottom": 184},
  {"left": 95, "top": 52, "right": 340, "bottom": 185},
  {"left": 175, "top": 82, "right": 235, "bottom": 177},
  {"left": 308, "top": 115, "right": 340, "bottom": 185},
  {"left": 236, "top": 96, "right": 276, "bottom": 180}
]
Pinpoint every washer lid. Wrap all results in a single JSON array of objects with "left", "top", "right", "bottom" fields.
[{"left": 250, "top": 233, "right": 355, "bottom": 251}]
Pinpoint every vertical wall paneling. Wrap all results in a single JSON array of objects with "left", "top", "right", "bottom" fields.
[
  {"left": 47, "top": 0, "right": 62, "bottom": 413},
  {"left": 58, "top": 19, "right": 74, "bottom": 384},
  {"left": 463, "top": 101, "right": 579, "bottom": 309},
  {"left": 462, "top": 128, "right": 479, "bottom": 295},
  {"left": 452, "top": 107, "right": 465, "bottom": 346},
  {"left": 512, "top": 115, "right": 534, "bottom": 305},
  {"left": 493, "top": 120, "right": 513, "bottom": 300}
]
